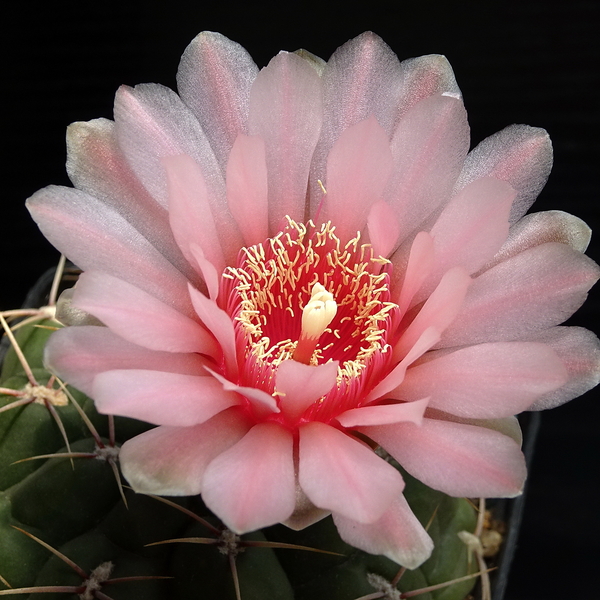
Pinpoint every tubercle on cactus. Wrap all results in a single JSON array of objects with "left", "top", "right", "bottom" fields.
[
  {"left": 141, "top": 492, "right": 344, "bottom": 600},
  {"left": 0, "top": 526, "right": 171, "bottom": 599},
  {"left": 12, "top": 404, "right": 127, "bottom": 509}
]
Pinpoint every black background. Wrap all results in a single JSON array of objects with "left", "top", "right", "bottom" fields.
[{"left": 3, "top": 1, "right": 599, "bottom": 598}]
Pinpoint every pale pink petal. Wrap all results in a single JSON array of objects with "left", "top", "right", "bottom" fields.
[
  {"left": 73, "top": 272, "right": 218, "bottom": 356},
  {"left": 163, "top": 154, "right": 226, "bottom": 273},
  {"left": 188, "top": 284, "right": 238, "bottom": 378},
  {"left": 276, "top": 360, "right": 339, "bottom": 419},
  {"left": 525, "top": 327, "right": 600, "bottom": 410},
  {"left": 367, "top": 327, "right": 441, "bottom": 402},
  {"left": 114, "top": 84, "right": 245, "bottom": 262},
  {"left": 361, "top": 418, "right": 527, "bottom": 497},
  {"left": 383, "top": 94, "right": 470, "bottom": 244},
  {"left": 311, "top": 39, "right": 460, "bottom": 213},
  {"left": 337, "top": 397, "right": 428, "bottom": 427},
  {"left": 299, "top": 422, "right": 404, "bottom": 523},
  {"left": 320, "top": 32, "right": 405, "bottom": 137},
  {"left": 441, "top": 242, "right": 600, "bottom": 347},
  {"left": 113, "top": 83, "right": 224, "bottom": 208},
  {"left": 284, "top": 485, "right": 330, "bottom": 531},
  {"left": 454, "top": 124, "right": 553, "bottom": 223},
  {"left": 202, "top": 423, "right": 296, "bottom": 533},
  {"left": 26, "top": 186, "right": 194, "bottom": 317},
  {"left": 395, "top": 231, "right": 435, "bottom": 314},
  {"left": 333, "top": 495, "right": 433, "bottom": 568},
  {"left": 309, "top": 32, "right": 405, "bottom": 210},
  {"left": 205, "top": 367, "right": 279, "bottom": 416},
  {"left": 394, "top": 267, "right": 471, "bottom": 360},
  {"left": 319, "top": 116, "right": 393, "bottom": 242},
  {"left": 65, "top": 118, "right": 195, "bottom": 281},
  {"left": 367, "top": 200, "right": 401, "bottom": 259},
  {"left": 92, "top": 369, "right": 240, "bottom": 426},
  {"left": 248, "top": 51, "right": 322, "bottom": 232},
  {"left": 399, "top": 342, "right": 568, "bottom": 418},
  {"left": 482, "top": 210, "right": 592, "bottom": 272},
  {"left": 120, "top": 407, "right": 252, "bottom": 496},
  {"left": 393, "top": 54, "right": 460, "bottom": 122},
  {"left": 428, "top": 409, "right": 524, "bottom": 446},
  {"left": 177, "top": 31, "right": 258, "bottom": 171},
  {"left": 424, "top": 177, "right": 515, "bottom": 289},
  {"left": 45, "top": 326, "right": 207, "bottom": 397},
  {"left": 226, "top": 134, "right": 269, "bottom": 246}
]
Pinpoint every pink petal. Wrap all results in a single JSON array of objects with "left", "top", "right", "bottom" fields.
[
  {"left": 333, "top": 495, "right": 433, "bottom": 568},
  {"left": 441, "top": 242, "right": 600, "bottom": 347},
  {"left": 454, "top": 124, "right": 553, "bottom": 223},
  {"left": 276, "top": 360, "right": 339, "bottom": 419},
  {"left": 361, "top": 418, "right": 527, "bottom": 497},
  {"left": 189, "top": 244, "right": 220, "bottom": 301},
  {"left": 525, "top": 327, "right": 600, "bottom": 410},
  {"left": 309, "top": 32, "right": 405, "bottom": 210},
  {"left": 202, "top": 423, "right": 296, "bottom": 533},
  {"left": 26, "top": 186, "right": 194, "bottom": 317},
  {"left": 73, "top": 272, "right": 217, "bottom": 356},
  {"left": 65, "top": 118, "right": 195, "bottom": 281},
  {"left": 383, "top": 94, "right": 470, "bottom": 244},
  {"left": 367, "top": 200, "right": 401, "bottom": 259},
  {"left": 319, "top": 116, "right": 393, "bottom": 243},
  {"left": 92, "top": 369, "right": 240, "bottom": 426},
  {"left": 367, "top": 327, "right": 441, "bottom": 402},
  {"left": 337, "top": 398, "right": 428, "bottom": 427},
  {"left": 248, "top": 51, "right": 322, "bottom": 233},
  {"left": 284, "top": 486, "right": 330, "bottom": 531},
  {"left": 393, "top": 54, "right": 460, "bottom": 122},
  {"left": 163, "top": 154, "right": 226, "bottom": 273},
  {"left": 113, "top": 83, "right": 224, "bottom": 209},
  {"left": 395, "top": 231, "right": 435, "bottom": 314},
  {"left": 399, "top": 342, "right": 568, "bottom": 418},
  {"left": 321, "top": 32, "right": 405, "bottom": 137},
  {"left": 188, "top": 284, "right": 238, "bottom": 378},
  {"left": 226, "top": 134, "right": 269, "bottom": 246},
  {"left": 45, "top": 326, "right": 207, "bottom": 397},
  {"left": 425, "top": 177, "right": 515, "bottom": 286},
  {"left": 119, "top": 407, "right": 252, "bottom": 496},
  {"left": 114, "top": 84, "right": 245, "bottom": 264},
  {"left": 177, "top": 31, "right": 258, "bottom": 171},
  {"left": 206, "top": 367, "right": 279, "bottom": 416},
  {"left": 483, "top": 210, "right": 592, "bottom": 272},
  {"left": 428, "top": 410, "right": 524, "bottom": 446},
  {"left": 394, "top": 267, "right": 471, "bottom": 360},
  {"left": 299, "top": 423, "right": 404, "bottom": 523}
]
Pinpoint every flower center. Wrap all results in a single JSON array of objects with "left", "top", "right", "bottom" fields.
[{"left": 221, "top": 218, "right": 400, "bottom": 415}]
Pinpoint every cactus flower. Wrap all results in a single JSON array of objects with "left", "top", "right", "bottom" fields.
[{"left": 27, "top": 32, "right": 600, "bottom": 569}]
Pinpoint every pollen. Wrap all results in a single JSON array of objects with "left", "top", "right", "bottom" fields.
[{"left": 221, "top": 218, "right": 399, "bottom": 403}]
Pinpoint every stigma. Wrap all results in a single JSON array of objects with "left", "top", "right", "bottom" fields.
[{"left": 293, "top": 283, "right": 338, "bottom": 364}]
